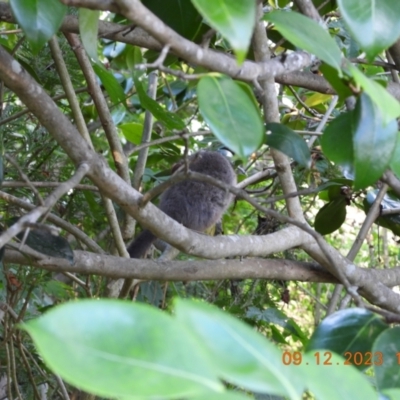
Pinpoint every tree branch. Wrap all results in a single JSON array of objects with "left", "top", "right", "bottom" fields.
[{"left": 0, "top": 163, "right": 90, "bottom": 248}]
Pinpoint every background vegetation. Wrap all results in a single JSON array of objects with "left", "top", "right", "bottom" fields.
[{"left": 0, "top": 0, "right": 399, "bottom": 399}]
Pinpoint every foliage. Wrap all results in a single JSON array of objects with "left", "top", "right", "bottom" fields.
[
  {"left": 0, "top": 0, "right": 399, "bottom": 399},
  {"left": 23, "top": 299, "right": 390, "bottom": 400}
]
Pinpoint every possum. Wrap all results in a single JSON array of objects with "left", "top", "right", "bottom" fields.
[{"left": 128, "top": 150, "right": 236, "bottom": 258}]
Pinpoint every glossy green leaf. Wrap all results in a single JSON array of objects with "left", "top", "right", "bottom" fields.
[
  {"left": 235, "top": 81, "right": 260, "bottom": 110},
  {"left": 318, "top": 179, "right": 354, "bottom": 202},
  {"left": 192, "top": 392, "right": 253, "bottom": 400},
  {"left": 17, "top": 227, "right": 74, "bottom": 264},
  {"left": 197, "top": 76, "right": 263, "bottom": 157},
  {"left": 23, "top": 300, "right": 222, "bottom": 399},
  {"left": 314, "top": 197, "right": 347, "bottom": 235},
  {"left": 246, "top": 307, "right": 307, "bottom": 345},
  {"left": 119, "top": 122, "right": 144, "bottom": 145},
  {"left": 10, "top": 0, "right": 67, "bottom": 54},
  {"left": 92, "top": 63, "right": 126, "bottom": 107},
  {"left": 321, "top": 111, "right": 354, "bottom": 171},
  {"left": 320, "top": 63, "right": 353, "bottom": 101},
  {"left": 191, "top": 0, "right": 256, "bottom": 64},
  {"left": 382, "top": 389, "right": 400, "bottom": 400},
  {"left": 174, "top": 299, "right": 305, "bottom": 398},
  {"left": 143, "top": 0, "right": 204, "bottom": 41},
  {"left": 303, "top": 352, "right": 378, "bottom": 400},
  {"left": 373, "top": 327, "right": 400, "bottom": 390},
  {"left": 264, "top": 10, "right": 342, "bottom": 72},
  {"left": 337, "top": 0, "right": 400, "bottom": 60},
  {"left": 79, "top": 9, "right": 99, "bottom": 62},
  {"left": 306, "top": 308, "right": 388, "bottom": 371},
  {"left": 353, "top": 93, "right": 398, "bottom": 190},
  {"left": 389, "top": 132, "right": 400, "bottom": 179},
  {"left": 348, "top": 63, "right": 400, "bottom": 123},
  {"left": 134, "top": 77, "right": 185, "bottom": 130},
  {"left": 265, "top": 123, "right": 311, "bottom": 168},
  {"left": 126, "top": 46, "right": 144, "bottom": 71}
]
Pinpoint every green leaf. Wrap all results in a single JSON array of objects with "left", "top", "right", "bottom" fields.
[
  {"left": 390, "top": 132, "right": 400, "bottom": 179},
  {"left": 79, "top": 9, "right": 99, "bottom": 62},
  {"left": 22, "top": 300, "right": 222, "bottom": 399},
  {"left": 321, "top": 110, "right": 354, "bottom": 170},
  {"left": 383, "top": 389, "right": 400, "bottom": 400},
  {"left": 337, "top": 0, "right": 400, "bottom": 61},
  {"left": 174, "top": 299, "right": 305, "bottom": 399},
  {"left": 347, "top": 63, "right": 400, "bottom": 123},
  {"left": 134, "top": 77, "right": 185, "bottom": 130},
  {"left": 314, "top": 197, "right": 347, "bottom": 235},
  {"left": 126, "top": 46, "right": 144, "bottom": 71},
  {"left": 191, "top": 0, "right": 256, "bottom": 64},
  {"left": 191, "top": 392, "right": 253, "bottom": 400},
  {"left": 306, "top": 308, "right": 388, "bottom": 371},
  {"left": 197, "top": 75, "right": 263, "bottom": 158},
  {"left": 10, "top": 0, "right": 67, "bottom": 54},
  {"left": 303, "top": 352, "right": 378, "bottom": 400},
  {"left": 143, "top": 0, "right": 204, "bottom": 41},
  {"left": 119, "top": 122, "right": 144, "bottom": 145},
  {"left": 373, "top": 327, "right": 400, "bottom": 390},
  {"left": 246, "top": 307, "right": 307, "bottom": 346},
  {"left": 92, "top": 63, "right": 126, "bottom": 107},
  {"left": 352, "top": 93, "right": 398, "bottom": 190},
  {"left": 264, "top": 10, "right": 342, "bottom": 72},
  {"left": 319, "top": 63, "right": 353, "bottom": 101},
  {"left": 17, "top": 227, "right": 74, "bottom": 264},
  {"left": 265, "top": 123, "right": 311, "bottom": 168},
  {"left": 317, "top": 179, "right": 354, "bottom": 202},
  {"left": 304, "top": 93, "right": 332, "bottom": 107}
]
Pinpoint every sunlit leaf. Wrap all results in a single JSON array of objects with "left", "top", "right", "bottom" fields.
[
  {"left": 304, "top": 93, "right": 332, "bottom": 107},
  {"left": 264, "top": 10, "right": 342, "bottom": 72},
  {"left": 23, "top": 300, "right": 222, "bottom": 399},
  {"left": 320, "top": 63, "right": 353, "bottom": 100},
  {"left": 92, "top": 63, "right": 126, "bottom": 107},
  {"left": 79, "top": 8, "right": 99, "bottom": 62},
  {"left": 347, "top": 63, "right": 400, "bottom": 123},
  {"left": 134, "top": 77, "right": 185, "bottom": 130},
  {"left": 191, "top": 392, "right": 253, "bottom": 400},
  {"left": 175, "top": 299, "right": 306, "bottom": 398},
  {"left": 352, "top": 93, "right": 398, "bottom": 189},
  {"left": 126, "top": 46, "right": 144, "bottom": 71},
  {"left": 10, "top": 0, "right": 67, "bottom": 54},
  {"left": 119, "top": 122, "right": 144, "bottom": 145},
  {"left": 389, "top": 132, "right": 400, "bottom": 179},
  {"left": 191, "top": 0, "right": 256, "bottom": 64},
  {"left": 338, "top": 0, "right": 400, "bottom": 61},
  {"left": 303, "top": 352, "right": 378, "bottom": 399}
]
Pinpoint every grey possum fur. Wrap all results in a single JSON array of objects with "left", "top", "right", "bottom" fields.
[{"left": 128, "top": 150, "right": 236, "bottom": 258}]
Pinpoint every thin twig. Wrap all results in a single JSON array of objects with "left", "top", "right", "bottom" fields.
[
  {"left": 0, "top": 163, "right": 90, "bottom": 248},
  {"left": 54, "top": 375, "right": 71, "bottom": 400},
  {"left": 5, "top": 155, "right": 44, "bottom": 205}
]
